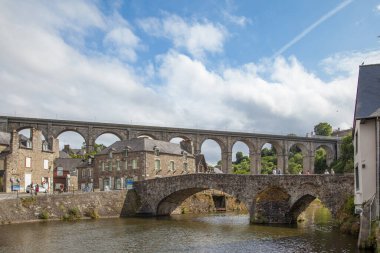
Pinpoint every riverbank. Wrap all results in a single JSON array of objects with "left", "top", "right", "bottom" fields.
[
  {"left": 0, "top": 191, "right": 126, "bottom": 225},
  {"left": 0, "top": 190, "right": 247, "bottom": 225}
]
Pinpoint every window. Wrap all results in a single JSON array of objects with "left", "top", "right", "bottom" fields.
[
  {"left": 184, "top": 162, "right": 188, "bottom": 173},
  {"left": 42, "top": 142, "right": 48, "bottom": 151},
  {"left": 108, "top": 151, "right": 113, "bottom": 159},
  {"left": 57, "top": 167, "right": 63, "bottom": 176},
  {"left": 124, "top": 160, "right": 128, "bottom": 170},
  {"left": 101, "top": 161, "right": 105, "bottom": 171},
  {"left": 26, "top": 140, "right": 32, "bottom": 149},
  {"left": 355, "top": 166, "right": 360, "bottom": 191},
  {"left": 355, "top": 132, "right": 358, "bottom": 154},
  {"left": 89, "top": 169, "right": 92, "bottom": 177},
  {"left": 43, "top": 159, "right": 49, "bottom": 170},
  {"left": 154, "top": 146, "right": 160, "bottom": 156},
  {"left": 26, "top": 157, "right": 31, "bottom": 168},
  {"left": 108, "top": 161, "right": 113, "bottom": 171},
  {"left": 132, "top": 159, "right": 137, "bottom": 169},
  {"left": 169, "top": 161, "right": 175, "bottom": 172},
  {"left": 155, "top": 160, "right": 161, "bottom": 171},
  {"left": 82, "top": 169, "right": 86, "bottom": 178},
  {"left": 117, "top": 160, "right": 121, "bottom": 171},
  {"left": 123, "top": 148, "right": 129, "bottom": 157}
]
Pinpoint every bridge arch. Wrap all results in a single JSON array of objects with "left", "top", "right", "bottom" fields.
[
  {"left": 94, "top": 130, "right": 125, "bottom": 142},
  {"left": 314, "top": 144, "right": 335, "bottom": 168}
]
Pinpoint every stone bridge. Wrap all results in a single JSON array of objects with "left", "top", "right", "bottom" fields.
[
  {"left": 125, "top": 174, "right": 354, "bottom": 224},
  {"left": 0, "top": 116, "right": 340, "bottom": 174}
]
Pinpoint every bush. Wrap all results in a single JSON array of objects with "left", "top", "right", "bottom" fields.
[
  {"left": 20, "top": 197, "right": 36, "bottom": 208},
  {"left": 62, "top": 207, "right": 82, "bottom": 221},
  {"left": 38, "top": 210, "right": 49, "bottom": 220},
  {"left": 85, "top": 208, "right": 99, "bottom": 219}
]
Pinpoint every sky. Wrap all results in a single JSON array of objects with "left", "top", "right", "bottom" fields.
[{"left": 1, "top": 0, "right": 380, "bottom": 163}]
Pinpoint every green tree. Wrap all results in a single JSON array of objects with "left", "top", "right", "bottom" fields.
[
  {"left": 288, "top": 146, "right": 303, "bottom": 174},
  {"left": 233, "top": 152, "right": 250, "bottom": 174},
  {"left": 314, "top": 122, "right": 333, "bottom": 136},
  {"left": 314, "top": 148, "right": 327, "bottom": 174},
  {"left": 260, "top": 147, "right": 277, "bottom": 174},
  {"left": 69, "top": 143, "right": 107, "bottom": 159},
  {"left": 331, "top": 134, "right": 354, "bottom": 173}
]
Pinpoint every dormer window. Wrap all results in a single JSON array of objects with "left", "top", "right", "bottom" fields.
[
  {"left": 26, "top": 140, "right": 32, "bottom": 149},
  {"left": 153, "top": 146, "right": 160, "bottom": 156},
  {"left": 123, "top": 146, "right": 131, "bottom": 158},
  {"left": 42, "top": 141, "right": 48, "bottom": 151}
]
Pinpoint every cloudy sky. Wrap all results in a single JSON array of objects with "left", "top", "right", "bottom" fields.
[{"left": 1, "top": 0, "right": 380, "bottom": 162}]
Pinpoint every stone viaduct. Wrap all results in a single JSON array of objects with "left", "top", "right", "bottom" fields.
[
  {"left": 0, "top": 116, "right": 340, "bottom": 174},
  {"left": 126, "top": 174, "right": 354, "bottom": 223}
]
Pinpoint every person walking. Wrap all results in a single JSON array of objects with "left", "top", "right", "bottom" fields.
[{"left": 35, "top": 184, "right": 39, "bottom": 196}]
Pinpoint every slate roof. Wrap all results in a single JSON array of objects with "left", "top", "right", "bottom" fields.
[
  {"left": 354, "top": 64, "right": 380, "bottom": 120},
  {"left": 0, "top": 132, "right": 10, "bottom": 145},
  {"left": 59, "top": 151, "right": 70, "bottom": 158},
  {"left": 98, "top": 138, "right": 188, "bottom": 156},
  {"left": 55, "top": 158, "right": 83, "bottom": 172}
]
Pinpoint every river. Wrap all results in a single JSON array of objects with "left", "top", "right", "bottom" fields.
[{"left": 0, "top": 210, "right": 369, "bottom": 253}]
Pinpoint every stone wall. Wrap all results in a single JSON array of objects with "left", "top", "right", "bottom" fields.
[{"left": 0, "top": 191, "right": 126, "bottom": 224}]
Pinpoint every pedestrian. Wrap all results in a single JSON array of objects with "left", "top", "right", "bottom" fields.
[
  {"left": 272, "top": 168, "right": 277, "bottom": 175},
  {"left": 307, "top": 170, "right": 310, "bottom": 175},
  {"left": 331, "top": 169, "right": 335, "bottom": 175},
  {"left": 35, "top": 184, "right": 39, "bottom": 196},
  {"left": 324, "top": 169, "right": 329, "bottom": 175},
  {"left": 277, "top": 168, "right": 282, "bottom": 175}
]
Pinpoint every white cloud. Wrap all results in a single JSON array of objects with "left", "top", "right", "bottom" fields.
[
  {"left": 139, "top": 14, "right": 226, "bottom": 59},
  {"left": 0, "top": 0, "right": 371, "bottom": 143},
  {"left": 222, "top": 11, "right": 251, "bottom": 27},
  {"left": 377, "top": 4, "right": 380, "bottom": 12}
]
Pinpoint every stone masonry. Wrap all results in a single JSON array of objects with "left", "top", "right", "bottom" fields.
[{"left": 128, "top": 173, "right": 354, "bottom": 224}]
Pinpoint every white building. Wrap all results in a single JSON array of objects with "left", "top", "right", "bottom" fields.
[{"left": 353, "top": 64, "right": 380, "bottom": 247}]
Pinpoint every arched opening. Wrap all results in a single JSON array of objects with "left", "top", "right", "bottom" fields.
[
  {"left": 57, "top": 131, "right": 86, "bottom": 158},
  {"left": 137, "top": 134, "right": 155, "bottom": 140},
  {"left": 170, "top": 136, "right": 193, "bottom": 154},
  {"left": 156, "top": 188, "right": 248, "bottom": 216},
  {"left": 17, "top": 128, "right": 46, "bottom": 148},
  {"left": 95, "top": 133, "right": 121, "bottom": 153},
  {"left": 288, "top": 144, "right": 304, "bottom": 174},
  {"left": 253, "top": 186, "right": 290, "bottom": 223},
  {"left": 232, "top": 141, "right": 250, "bottom": 174},
  {"left": 289, "top": 195, "right": 332, "bottom": 226},
  {"left": 314, "top": 145, "right": 334, "bottom": 174},
  {"left": 201, "top": 139, "right": 222, "bottom": 173},
  {"left": 260, "top": 143, "right": 277, "bottom": 174}
]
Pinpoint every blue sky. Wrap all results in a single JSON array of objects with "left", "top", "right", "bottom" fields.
[{"left": 1, "top": 0, "right": 380, "bottom": 163}]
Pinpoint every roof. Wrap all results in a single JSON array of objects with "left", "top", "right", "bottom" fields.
[
  {"left": 98, "top": 138, "right": 188, "bottom": 156},
  {"left": 0, "top": 132, "right": 10, "bottom": 145},
  {"left": 54, "top": 158, "right": 83, "bottom": 172},
  {"left": 59, "top": 151, "right": 70, "bottom": 158},
  {"left": 354, "top": 64, "right": 380, "bottom": 120}
]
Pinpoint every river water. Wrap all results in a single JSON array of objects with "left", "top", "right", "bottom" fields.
[{"left": 0, "top": 211, "right": 368, "bottom": 253}]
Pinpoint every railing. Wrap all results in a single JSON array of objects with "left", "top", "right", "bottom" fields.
[{"left": 368, "top": 194, "right": 377, "bottom": 233}]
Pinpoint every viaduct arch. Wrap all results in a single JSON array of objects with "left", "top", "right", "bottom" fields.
[{"left": 0, "top": 116, "right": 340, "bottom": 174}]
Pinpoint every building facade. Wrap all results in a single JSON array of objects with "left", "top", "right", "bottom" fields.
[
  {"left": 93, "top": 138, "right": 196, "bottom": 191},
  {"left": 0, "top": 128, "right": 59, "bottom": 192},
  {"left": 77, "top": 158, "right": 94, "bottom": 191},
  {"left": 54, "top": 157, "right": 82, "bottom": 192}
]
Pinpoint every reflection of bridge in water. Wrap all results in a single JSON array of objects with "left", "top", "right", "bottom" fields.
[
  {"left": 0, "top": 116, "right": 340, "bottom": 174},
  {"left": 124, "top": 174, "right": 353, "bottom": 224}
]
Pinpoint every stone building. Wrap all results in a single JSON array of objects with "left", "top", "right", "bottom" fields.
[
  {"left": 76, "top": 158, "right": 94, "bottom": 191},
  {"left": 54, "top": 157, "right": 82, "bottom": 192},
  {"left": 0, "top": 128, "right": 59, "bottom": 192},
  {"left": 93, "top": 138, "right": 196, "bottom": 191}
]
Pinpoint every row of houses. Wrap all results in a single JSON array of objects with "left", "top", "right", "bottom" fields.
[{"left": 0, "top": 128, "right": 209, "bottom": 193}]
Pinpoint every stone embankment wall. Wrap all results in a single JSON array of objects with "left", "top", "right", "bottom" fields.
[
  {"left": 0, "top": 191, "right": 127, "bottom": 224},
  {"left": 0, "top": 190, "right": 246, "bottom": 225}
]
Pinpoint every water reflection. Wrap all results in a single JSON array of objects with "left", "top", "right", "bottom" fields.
[{"left": 0, "top": 202, "right": 367, "bottom": 253}]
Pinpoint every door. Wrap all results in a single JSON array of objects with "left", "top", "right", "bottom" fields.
[{"left": 25, "top": 173, "right": 32, "bottom": 192}]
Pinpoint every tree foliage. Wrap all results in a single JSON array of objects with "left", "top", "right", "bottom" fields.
[
  {"left": 314, "top": 122, "right": 333, "bottom": 136},
  {"left": 261, "top": 147, "right": 277, "bottom": 174},
  {"left": 69, "top": 143, "right": 107, "bottom": 159},
  {"left": 330, "top": 134, "right": 354, "bottom": 173},
  {"left": 314, "top": 147, "right": 328, "bottom": 174},
  {"left": 233, "top": 151, "right": 250, "bottom": 174},
  {"left": 288, "top": 146, "right": 303, "bottom": 174}
]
